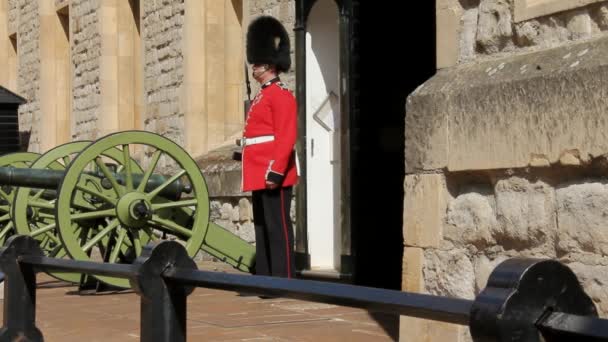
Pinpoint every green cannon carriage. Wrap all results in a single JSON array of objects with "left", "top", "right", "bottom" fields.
[{"left": 0, "top": 131, "right": 255, "bottom": 288}]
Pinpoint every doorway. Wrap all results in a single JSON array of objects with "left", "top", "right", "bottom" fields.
[{"left": 305, "top": 0, "right": 341, "bottom": 272}]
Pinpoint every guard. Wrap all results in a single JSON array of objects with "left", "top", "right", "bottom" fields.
[{"left": 240, "top": 16, "right": 298, "bottom": 278}]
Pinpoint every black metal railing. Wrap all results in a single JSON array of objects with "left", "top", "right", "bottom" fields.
[{"left": 0, "top": 235, "right": 607, "bottom": 342}]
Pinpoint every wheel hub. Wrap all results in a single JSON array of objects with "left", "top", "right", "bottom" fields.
[{"left": 116, "top": 192, "right": 152, "bottom": 228}]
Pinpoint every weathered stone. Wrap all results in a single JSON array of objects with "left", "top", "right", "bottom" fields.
[
  {"left": 460, "top": 6, "right": 479, "bottom": 62},
  {"left": 444, "top": 191, "right": 497, "bottom": 248},
  {"left": 220, "top": 203, "right": 233, "bottom": 220},
  {"left": 436, "top": 0, "right": 463, "bottom": 68},
  {"left": 556, "top": 182, "right": 608, "bottom": 256},
  {"left": 237, "top": 221, "right": 256, "bottom": 243},
  {"left": 514, "top": 20, "right": 540, "bottom": 47},
  {"left": 209, "top": 201, "right": 222, "bottom": 221},
  {"left": 405, "top": 36, "right": 608, "bottom": 173},
  {"left": 403, "top": 174, "right": 448, "bottom": 248},
  {"left": 529, "top": 154, "right": 551, "bottom": 167},
  {"left": 593, "top": 4, "right": 608, "bottom": 29},
  {"left": 238, "top": 198, "right": 252, "bottom": 222},
  {"left": 494, "top": 177, "right": 556, "bottom": 254},
  {"left": 473, "top": 255, "right": 508, "bottom": 293},
  {"left": 476, "top": 0, "right": 512, "bottom": 54},
  {"left": 566, "top": 9, "right": 597, "bottom": 40},
  {"left": 230, "top": 206, "right": 240, "bottom": 222},
  {"left": 423, "top": 248, "right": 475, "bottom": 299},
  {"left": 568, "top": 262, "right": 608, "bottom": 316},
  {"left": 402, "top": 247, "right": 424, "bottom": 292},
  {"left": 559, "top": 150, "right": 582, "bottom": 165}
]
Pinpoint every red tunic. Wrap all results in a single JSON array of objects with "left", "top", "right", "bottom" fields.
[{"left": 241, "top": 80, "right": 298, "bottom": 192}]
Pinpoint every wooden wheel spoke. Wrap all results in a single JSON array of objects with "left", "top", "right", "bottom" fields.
[
  {"left": 145, "top": 170, "right": 186, "bottom": 201},
  {"left": 62, "top": 155, "right": 71, "bottom": 166},
  {"left": 122, "top": 144, "right": 134, "bottom": 191},
  {"left": 128, "top": 231, "right": 142, "bottom": 256},
  {"left": 109, "top": 228, "right": 128, "bottom": 263},
  {"left": 29, "top": 200, "right": 54, "bottom": 210},
  {"left": 151, "top": 199, "right": 197, "bottom": 211},
  {"left": 49, "top": 245, "right": 67, "bottom": 259},
  {"left": 37, "top": 212, "right": 55, "bottom": 220},
  {"left": 136, "top": 150, "right": 162, "bottom": 193},
  {"left": 75, "top": 184, "right": 117, "bottom": 205},
  {"left": 70, "top": 208, "right": 115, "bottom": 221},
  {"left": 82, "top": 219, "right": 119, "bottom": 252},
  {"left": 31, "top": 189, "right": 45, "bottom": 201},
  {"left": 149, "top": 215, "right": 192, "bottom": 238},
  {"left": 0, "top": 213, "right": 11, "bottom": 222},
  {"left": 0, "top": 205, "right": 9, "bottom": 212},
  {"left": 42, "top": 231, "right": 61, "bottom": 245},
  {"left": 0, "top": 222, "right": 12, "bottom": 238},
  {"left": 30, "top": 222, "right": 56, "bottom": 237},
  {"left": 95, "top": 158, "right": 124, "bottom": 196},
  {"left": 0, "top": 189, "right": 11, "bottom": 202},
  {"left": 141, "top": 226, "right": 159, "bottom": 242}
]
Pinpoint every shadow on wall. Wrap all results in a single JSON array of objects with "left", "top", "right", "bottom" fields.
[{"left": 19, "top": 131, "right": 31, "bottom": 152}]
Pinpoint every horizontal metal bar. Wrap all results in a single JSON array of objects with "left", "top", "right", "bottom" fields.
[
  {"left": 18, "top": 255, "right": 134, "bottom": 279},
  {"left": 537, "top": 312, "right": 608, "bottom": 340},
  {"left": 164, "top": 268, "right": 472, "bottom": 325}
]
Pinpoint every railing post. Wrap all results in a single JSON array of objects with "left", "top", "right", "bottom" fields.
[
  {"left": 130, "top": 240, "right": 197, "bottom": 342},
  {"left": 0, "top": 235, "right": 44, "bottom": 342},
  {"left": 469, "top": 258, "right": 598, "bottom": 342}
]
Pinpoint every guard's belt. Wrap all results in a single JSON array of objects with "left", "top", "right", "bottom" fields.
[{"left": 236, "top": 135, "right": 275, "bottom": 147}]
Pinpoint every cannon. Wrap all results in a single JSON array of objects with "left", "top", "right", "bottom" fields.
[{"left": 0, "top": 131, "right": 255, "bottom": 288}]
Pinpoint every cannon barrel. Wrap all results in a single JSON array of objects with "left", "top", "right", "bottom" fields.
[{"left": 0, "top": 167, "right": 191, "bottom": 199}]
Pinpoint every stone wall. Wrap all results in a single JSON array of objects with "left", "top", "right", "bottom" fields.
[
  {"left": 142, "top": 0, "right": 185, "bottom": 146},
  {"left": 17, "top": 0, "right": 40, "bottom": 152},
  {"left": 72, "top": 0, "right": 101, "bottom": 141},
  {"left": 8, "top": 0, "right": 17, "bottom": 33},
  {"left": 440, "top": 0, "right": 608, "bottom": 66},
  {"left": 403, "top": 24, "right": 608, "bottom": 342}
]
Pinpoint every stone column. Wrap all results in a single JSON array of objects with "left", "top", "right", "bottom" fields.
[
  {"left": 99, "top": 0, "right": 119, "bottom": 137},
  {"left": 206, "top": 0, "right": 226, "bottom": 148},
  {"left": 38, "top": 0, "right": 58, "bottom": 151},
  {"left": 55, "top": 3, "right": 70, "bottom": 144},
  {"left": 224, "top": 0, "right": 244, "bottom": 139},
  {"left": 182, "top": 0, "right": 208, "bottom": 157},
  {"left": 0, "top": 0, "right": 8, "bottom": 89}
]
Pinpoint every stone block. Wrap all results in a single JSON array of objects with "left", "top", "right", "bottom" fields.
[
  {"left": 405, "top": 36, "right": 608, "bottom": 173},
  {"left": 423, "top": 248, "right": 475, "bottom": 300},
  {"left": 403, "top": 174, "right": 448, "bottom": 248},
  {"left": 556, "top": 181, "right": 608, "bottom": 256},
  {"left": 444, "top": 190, "right": 497, "bottom": 248},
  {"left": 494, "top": 177, "right": 557, "bottom": 254},
  {"left": 473, "top": 255, "right": 508, "bottom": 293},
  {"left": 436, "top": 1, "right": 463, "bottom": 69},
  {"left": 402, "top": 247, "right": 424, "bottom": 292},
  {"left": 567, "top": 262, "right": 608, "bottom": 317}
]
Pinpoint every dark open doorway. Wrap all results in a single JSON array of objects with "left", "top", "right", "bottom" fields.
[{"left": 352, "top": 2, "right": 436, "bottom": 290}]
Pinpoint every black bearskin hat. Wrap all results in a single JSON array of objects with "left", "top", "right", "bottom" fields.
[{"left": 246, "top": 16, "right": 291, "bottom": 73}]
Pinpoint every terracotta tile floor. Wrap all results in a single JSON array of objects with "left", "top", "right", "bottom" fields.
[{"left": 0, "top": 263, "right": 399, "bottom": 342}]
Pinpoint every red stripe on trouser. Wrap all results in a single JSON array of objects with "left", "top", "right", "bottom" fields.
[{"left": 280, "top": 188, "right": 291, "bottom": 278}]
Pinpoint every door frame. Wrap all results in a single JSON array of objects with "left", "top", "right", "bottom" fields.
[{"left": 294, "top": 0, "right": 357, "bottom": 279}]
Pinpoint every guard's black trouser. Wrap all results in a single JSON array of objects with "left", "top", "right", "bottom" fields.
[{"left": 252, "top": 186, "right": 295, "bottom": 278}]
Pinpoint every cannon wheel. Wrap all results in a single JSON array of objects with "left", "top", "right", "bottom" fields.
[
  {"left": 56, "top": 131, "right": 210, "bottom": 288},
  {"left": 0, "top": 152, "right": 41, "bottom": 246},
  {"left": 13, "top": 141, "right": 144, "bottom": 283}
]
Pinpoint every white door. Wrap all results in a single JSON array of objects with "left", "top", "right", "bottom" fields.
[{"left": 306, "top": 0, "right": 341, "bottom": 271}]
